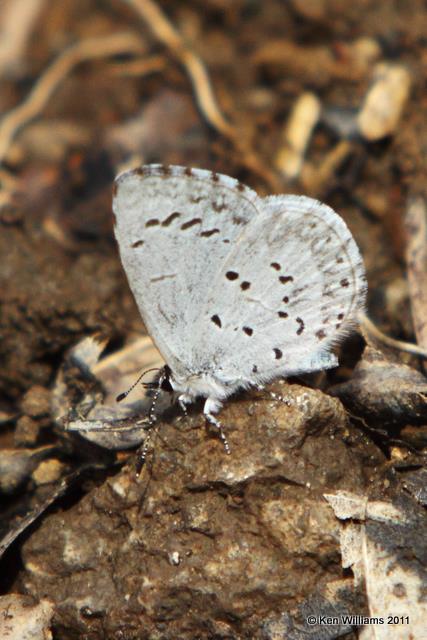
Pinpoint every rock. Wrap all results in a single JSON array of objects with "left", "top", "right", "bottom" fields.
[
  {"left": 20, "top": 384, "right": 369, "bottom": 638},
  {"left": 20, "top": 386, "right": 51, "bottom": 419}
]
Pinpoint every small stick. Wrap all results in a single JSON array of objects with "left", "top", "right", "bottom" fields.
[
  {"left": 404, "top": 196, "right": 427, "bottom": 350},
  {"left": 107, "top": 54, "right": 166, "bottom": 76},
  {"left": 0, "top": 0, "right": 46, "bottom": 78},
  {"left": 124, "top": 0, "right": 281, "bottom": 191},
  {"left": 124, "top": 0, "right": 234, "bottom": 139},
  {"left": 359, "top": 312, "right": 427, "bottom": 359}
]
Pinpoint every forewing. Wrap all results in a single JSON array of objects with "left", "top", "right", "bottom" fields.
[
  {"left": 195, "top": 195, "right": 366, "bottom": 382},
  {"left": 113, "top": 164, "right": 260, "bottom": 376}
]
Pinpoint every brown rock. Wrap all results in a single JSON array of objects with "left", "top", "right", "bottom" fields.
[
  {"left": 14, "top": 415, "right": 40, "bottom": 446},
  {"left": 20, "top": 385, "right": 367, "bottom": 639},
  {"left": 330, "top": 347, "right": 427, "bottom": 427},
  {"left": 20, "top": 386, "right": 51, "bottom": 418}
]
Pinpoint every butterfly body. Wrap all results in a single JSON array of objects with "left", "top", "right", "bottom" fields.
[{"left": 113, "top": 164, "right": 366, "bottom": 432}]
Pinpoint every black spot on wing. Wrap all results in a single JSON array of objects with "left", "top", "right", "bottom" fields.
[
  {"left": 279, "top": 275, "right": 294, "bottom": 284},
  {"left": 296, "top": 318, "right": 305, "bottom": 335},
  {"left": 162, "top": 211, "right": 181, "bottom": 226},
  {"left": 226, "top": 271, "right": 239, "bottom": 281},
  {"left": 146, "top": 219, "right": 160, "bottom": 227},
  {"left": 131, "top": 240, "right": 144, "bottom": 248},
  {"left": 211, "top": 314, "right": 222, "bottom": 328},
  {"left": 200, "top": 228, "right": 220, "bottom": 237},
  {"left": 181, "top": 218, "right": 202, "bottom": 230},
  {"left": 273, "top": 348, "right": 282, "bottom": 360}
]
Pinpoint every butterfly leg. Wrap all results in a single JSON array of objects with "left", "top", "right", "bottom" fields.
[
  {"left": 268, "top": 390, "right": 292, "bottom": 406},
  {"left": 135, "top": 426, "right": 155, "bottom": 476},
  {"left": 178, "top": 393, "right": 192, "bottom": 416},
  {"left": 134, "top": 383, "right": 163, "bottom": 475},
  {"left": 203, "top": 397, "right": 231, "bottom": 455}
]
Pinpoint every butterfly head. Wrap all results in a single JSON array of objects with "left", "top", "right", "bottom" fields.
[
  {"left": 116, "top": 365, "right": 174, "bottom": 403},
  {"left": 157, "top": 365, "right": 174, "bottom": 393}
]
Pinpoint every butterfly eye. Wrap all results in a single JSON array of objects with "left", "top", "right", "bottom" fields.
[
  {"left": 160, "top": 377, "right": 173, "bottom": 392},
  {"left": 160, "top": 365, "right": 174, "bottom": 392}
]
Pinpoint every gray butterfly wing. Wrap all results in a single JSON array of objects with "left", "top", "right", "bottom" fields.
[
  {"left": 194, "top": 195, "right": 366, "bottom": 384},
  {"left": 113, "top": 164, "right": 260, "bottom": 377}
]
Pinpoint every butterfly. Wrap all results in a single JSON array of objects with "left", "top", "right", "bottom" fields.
[{"left": 113, "top": 164, "right": 366, "bottom": 455}]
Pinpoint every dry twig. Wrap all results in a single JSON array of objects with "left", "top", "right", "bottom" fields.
[
  {"left": 405, "top": 196, "right": 427, "bottom": 350},
  {"left": 360, "top": 313, "right": 427, "bottom": 359},
  {"left": 301, "top": 140, "right": 353, "bottom": 196},
  {"left": 107, "top": 54, "right": 166, "bottom": 76},
  {"left": 124, "top": 0, "right": 234, "bottom": 138},
  {"left": 275, "top": 92, "right": 321, "bottom": 180},
  {"left": 124, "top": 0, "right": 281, "bottom": 190},
  {"left": 0, "top": 0, "right": 46, "bottom": 78},
  {"left": 0, "top": 32, "right": 144, "bottom": 165}
]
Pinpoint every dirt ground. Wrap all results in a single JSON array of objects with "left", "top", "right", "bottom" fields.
[{"left": 0, "top": 1, "right": 426, "bottom": 639}]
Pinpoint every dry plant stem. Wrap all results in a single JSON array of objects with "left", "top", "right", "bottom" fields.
[
  {"left": 405, "top": 196, "right": 427, "bottom": 349},
  {"left": 275, "top": 92, "right": 321, "bottom": 180},
  {"left": 124, "top": 0, "right": 234, "bottom": 137},
  {"left": 0, "top": 32, "right": 144, "bottom": 165},
  {"left": 301, "top": 140, "right": 352, "bottom": 196},
  {"left": 125, "top": 0, "right": 281, "bottom": 191},
  {"left": 108, "top": 54, "right": 166, "bottom": 76},
  {"left": 0, "top": 0, "right": 46, "bottom": 77},
  {"left": 360, "top": 313, "right": 427, "bottom": 359}
]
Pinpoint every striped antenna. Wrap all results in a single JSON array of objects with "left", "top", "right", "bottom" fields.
[{"left": 116, "top": 368, "right": 161, "bottom": 402}]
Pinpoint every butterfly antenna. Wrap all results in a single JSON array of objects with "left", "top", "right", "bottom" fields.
[{"left": 116, "top": 368, "right": 161, "bottom": 402}]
